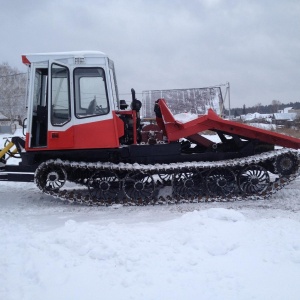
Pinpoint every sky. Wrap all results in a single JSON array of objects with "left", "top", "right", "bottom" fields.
[{"left": 0, "top": 0, "right": 299, "bottom": 108}]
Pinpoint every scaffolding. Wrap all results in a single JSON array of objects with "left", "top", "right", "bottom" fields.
[{"left": 141, "top": 83, "right": 230, "bottom": 118}]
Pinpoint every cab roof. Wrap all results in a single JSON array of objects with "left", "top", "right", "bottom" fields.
[{"left": 22, "top": 51, "right": 107, "bottom": 65}]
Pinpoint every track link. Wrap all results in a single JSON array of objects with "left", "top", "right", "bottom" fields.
[{"left": 34, "top": 149, "right": 300, "bottom": 206}]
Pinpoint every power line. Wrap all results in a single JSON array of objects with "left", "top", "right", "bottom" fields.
[
  {"left": 0, "top": 94, "right": 25, "bottom": 100},
  {"left": 0, "top": 72, "right": 27, "bottom": 79},
  {"left": 119, "top": 92, "right": 143, "bottom": 96}
]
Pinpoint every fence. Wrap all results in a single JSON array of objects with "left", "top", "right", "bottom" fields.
[
  {"left": 141, "top": 86, "right": 225, "bottom": 118},
  {"left": 0, "top": 125, "right": 14, "bottom": 134}
]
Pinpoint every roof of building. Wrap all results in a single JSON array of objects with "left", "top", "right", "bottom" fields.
[
  {"left": 273, "top": 113, "right": 297, "bottom": 121},
  {"left": 0, "top": 112, "right": 9, "bottom": 120}
]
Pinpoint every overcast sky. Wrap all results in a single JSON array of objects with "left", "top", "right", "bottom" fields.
[{"left": 1, "top": 0, "right": 299, "bottom": 108}]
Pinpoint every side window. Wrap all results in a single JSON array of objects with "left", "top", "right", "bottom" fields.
[
  {"left": 33, "top": 68, "right": 48, "bottom": 112},
  {"left": 74, "top": 67, "right": 109, "bottom": 118},
  {"left": 51, "top": 64, "right": 70, "bottom": 126},
  {"left": 108, "top": 59, "right": 119, "bottom": 109}
]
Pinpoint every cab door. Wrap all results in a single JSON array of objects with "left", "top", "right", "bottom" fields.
[
  {"left": 47, "top": 61, "right": 74, "bottom": 149},
  {"left": 26, "top": 64, "right": 49, "bottom": 149}
]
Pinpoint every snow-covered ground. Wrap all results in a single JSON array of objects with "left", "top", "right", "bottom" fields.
[
  {"left": 247, "top": 122, "right": 276, "bottom": 131},
  {"left": 1, "top": 133, "right": 300, "bottom": 300}
]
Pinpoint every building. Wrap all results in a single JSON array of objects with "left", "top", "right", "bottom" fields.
[
  {"left": 272, "top": 112, "right": 298, "bottom": 127},
  {"left": 0, "top": 112, "right": 12, "bottom": 134}
]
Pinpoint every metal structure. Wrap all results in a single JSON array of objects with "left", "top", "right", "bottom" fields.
[{"left": 142, "top": 86, "right": 225, "bottom": 118}]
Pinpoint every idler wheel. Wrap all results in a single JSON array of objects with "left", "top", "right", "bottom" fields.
[
  {"left": 275, "top": 153, "right": 298, "bottom": 176},
  {"left": 35, "top": 163, "right": 67, "bottom": 191}
]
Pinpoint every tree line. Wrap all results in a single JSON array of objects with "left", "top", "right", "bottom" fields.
[
  {"left": 0, "top": 62, "right": 26, "bottom": 124},
  {"left": 226, "top": 100, "right": 300, "bottom": 118}
]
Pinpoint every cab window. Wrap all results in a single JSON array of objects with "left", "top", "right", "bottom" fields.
[
  {"left": 74, "top": 67, "right": 109, "bottom": 118},
  {"left": 51, "top": 64, "right": 70, "bottom": 126}
]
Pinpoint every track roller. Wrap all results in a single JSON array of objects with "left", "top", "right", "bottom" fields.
[
  {"left": 122, "top": 171, "right": 155, "bottom": 203},
  {"left": 88, "top": 170, "right": 120, "bottom": 204},
  {"left": 206, "top": 167, "right": 236, "bottom": 197},
  {"left": 172, "top": 170, "right": 204, "bottom": 199},
  {"left": 238, "top": 165, "right": 270, "bottom": 195}
]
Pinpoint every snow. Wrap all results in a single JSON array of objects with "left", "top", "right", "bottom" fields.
[
  {"left": 241, "top": 111, "right": 298, "bottom": 123},
  {"left": 247, "top": 122, "right": 276, "bottom": 130},
  {"left": 274, "top": 112, "right": 297, "bottom": 121},
  {"left": 1, "top": 132, "right": 300, "bottom": 300},
  {"left": 174, "top": 112, "right": 199, "bottom": 122},
  {"left": 1, "top": 181, "right": 300, "bottom": 300},
  {"left": 241, "top": 112, "right": 273, "bottom": 122}
]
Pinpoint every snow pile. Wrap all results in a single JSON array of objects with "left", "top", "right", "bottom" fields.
[
  {"left": 241, "top": 112, "right": 273, "bottom": 122},
  {"left": 174, "top": 112, "right": 199, "bottom": 123},
  {"left": 247, "top": 122, "right": 276, "bottom": 130},
  {"left": 1, "top": 188, "right": 300, "bottom": 300}
]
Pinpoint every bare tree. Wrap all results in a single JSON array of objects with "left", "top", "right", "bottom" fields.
[
  {"left": 0, "top": 62, "right": 26, "bottom": 124},
  {"left": 242, "top": 104, "right": 246, "bottom": 115},
  {"left": 255, "top": 102, "right": 262, "bottom": 113},
  {"left": 271, "top": 99, "right": 281, "bottom": 113}
]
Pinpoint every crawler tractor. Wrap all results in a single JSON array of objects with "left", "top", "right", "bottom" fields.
[{"left": 1, "top": 51, "right": 300, "bottom": 205}]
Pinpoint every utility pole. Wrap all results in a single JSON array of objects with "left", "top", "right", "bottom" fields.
[{"left": 227, "top": 82, "right": 231, "bottom": 119}]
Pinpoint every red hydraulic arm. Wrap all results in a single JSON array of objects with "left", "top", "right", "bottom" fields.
[{"left": 157, "top": 99, "right": 300, "bottom": 150}]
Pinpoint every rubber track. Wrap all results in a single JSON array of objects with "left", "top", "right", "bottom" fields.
[{"left": 34, "top": 149, "right": 300, "bottom": 206}]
